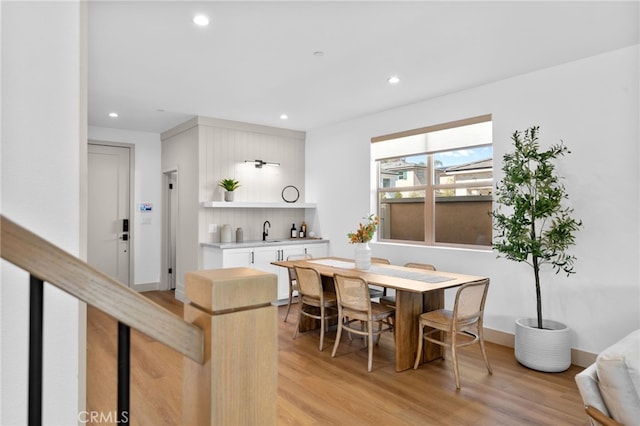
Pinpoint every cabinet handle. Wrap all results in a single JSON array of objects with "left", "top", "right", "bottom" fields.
[{"left": 251, "top": 252, "right": 254, "bottom": 264}]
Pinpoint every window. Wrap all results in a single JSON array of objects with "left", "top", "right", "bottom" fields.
[{"left": 373, "top": 115, "right": 493, "bottom": 248}]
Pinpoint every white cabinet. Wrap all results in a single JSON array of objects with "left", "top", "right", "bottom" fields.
[
  {"left": 252, "top": 246, "right": 284, "bottom": 297},
  {"left": 304, "top": 244, "right": 329, "bottom": 259},
  {"left": 201, "top": 242, "right": 329, "bottom": 302},
  {"left": 202, "top": 247, "right": 252, "bottom": 269}
]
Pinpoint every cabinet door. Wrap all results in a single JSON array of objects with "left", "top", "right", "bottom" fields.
[
  {"left": 281, "top": 245, "right": 306, "bottom": 261},
  {"left": 252, "top": 246, "right": 281, "bottom": 274},
  {"left": 223, "top": 248, "right": 253, "bottom": 268},
  {"left": 254, "top": 245, "right": 308, "bottom": 301},
  {"left": 304, "top": 242, "right": 328, "bottom": 259}
]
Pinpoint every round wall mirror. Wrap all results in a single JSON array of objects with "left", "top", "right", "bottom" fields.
[{"left": 281, "top": 185, "right": 299, "bottom": 203}]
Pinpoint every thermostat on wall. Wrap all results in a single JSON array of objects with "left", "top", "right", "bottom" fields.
[{"left": 139, "top": 203, "right": 153, "bottom": 212}]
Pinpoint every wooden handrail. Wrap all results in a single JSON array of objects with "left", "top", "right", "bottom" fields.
[{"left": 1, "top": 215, "right": 204, "bottom": 364}]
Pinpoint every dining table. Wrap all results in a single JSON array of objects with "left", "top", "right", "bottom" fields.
[{"left": 272, "top": 257, "right": 489, "bottom": 372}]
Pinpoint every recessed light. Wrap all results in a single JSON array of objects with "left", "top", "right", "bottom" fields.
[
  {"left": 193, "top": 14, "right": 210, "bottom": 26},
  {"left": 108, "top": 112, "right": 119, "bottom": 118},
  {"left": 387, "top": 75, "right": 400, "bottom": 85},
  {"left": 280, "top": 114, "right": 289, "bottom": 120}
]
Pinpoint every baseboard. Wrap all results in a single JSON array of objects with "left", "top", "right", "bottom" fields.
[
  {"left": 483, "top": 327, "right": 596, "bottom": 368},
  {"left": 571, "top": 348, "right": 597, "bottom": 368},
  {"left": 134, "top": 282, "right": 161, "bottom": 292},
  {"left": 174, "top": 286, "right": 187, "bottom": 303}
]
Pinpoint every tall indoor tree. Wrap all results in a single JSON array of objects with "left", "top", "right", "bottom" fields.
[{"left": 492, "top": 126, "right": 583, "bottom": 330}]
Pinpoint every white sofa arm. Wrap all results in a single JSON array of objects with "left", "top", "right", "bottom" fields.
[
  {"left": 576, "top": 329, "right": 640, "bottom": 426},
  {"left": 576, "top": 363, "right": 611, "bottom": 425}
]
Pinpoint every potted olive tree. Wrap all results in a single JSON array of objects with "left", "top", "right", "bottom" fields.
[
  {"left": 491, "top": 126, "right": 582, "bottom": 372},
  {"left": 218, "top": 178, "right": 241, "bottom": 202}
]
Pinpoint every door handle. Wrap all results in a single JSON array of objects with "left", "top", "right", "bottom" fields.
[{"left": 122, "top": 219, "right": 129, "bottom": 232}]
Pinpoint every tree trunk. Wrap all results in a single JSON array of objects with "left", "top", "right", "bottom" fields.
[{"left": 533, "top": 255, "right": 542, "bottom": 329}]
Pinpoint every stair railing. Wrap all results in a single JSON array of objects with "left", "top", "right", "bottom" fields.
[{"left": 0, "top": 215, "right": 204, "bottom": 425}]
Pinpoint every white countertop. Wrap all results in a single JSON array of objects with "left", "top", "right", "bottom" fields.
[{"left": 201, "top": 238, "right": 328, "bottom": 249}]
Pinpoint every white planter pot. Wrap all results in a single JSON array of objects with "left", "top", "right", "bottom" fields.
[
  {"left": 515, "top": 318, "right": 571, "bottom": 372},
  {"left": 224, "top": 191, "right": 234, "bottom": 202}
]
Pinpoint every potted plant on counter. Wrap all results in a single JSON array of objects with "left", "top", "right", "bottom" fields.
[
  {"left": 218, "top": 178, "right": 241, "bottom": 202},
  {"left": 491, "top": 126, "right": 582, "bottom": 372}
]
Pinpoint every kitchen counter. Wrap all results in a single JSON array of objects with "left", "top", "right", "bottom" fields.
[{"left": 201, "top": 238, "right": 328, "bottom": 249}]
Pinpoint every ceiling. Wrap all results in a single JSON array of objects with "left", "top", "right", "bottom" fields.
[{"left": 88, "top": 1, "right": 639, "bottom": 134}]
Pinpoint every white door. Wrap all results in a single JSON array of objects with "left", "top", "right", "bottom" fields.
[{"left": 88, "top": 143, "right": 131, "bottom": 286}]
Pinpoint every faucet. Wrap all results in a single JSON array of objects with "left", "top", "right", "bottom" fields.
[{"left": 262, "top": 220, "right": 271, "bottom": 241}]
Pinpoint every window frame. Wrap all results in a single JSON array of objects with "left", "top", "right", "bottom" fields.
[{"left": 372, "top": 115, "right": 493, "bottom": 250}]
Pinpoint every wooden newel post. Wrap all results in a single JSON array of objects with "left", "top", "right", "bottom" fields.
[{"left": 183, "top": 267, "right": 278, "bottom": 425}]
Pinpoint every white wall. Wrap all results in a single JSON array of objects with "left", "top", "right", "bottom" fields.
[
  {"left": 1, "top": 1, "right": 85, "bottom": 424},
  {"left": 197, "top": 117, "right": 307, "bottom": 242},
  {"left": 88, "top": 126, "right": 163, "bottom": 290},
  {"left": 306, "top": 45, "right": 640, "bottom": 356},
  {"left": 162, "top": 124, "right": 200, "bottom": 301}
]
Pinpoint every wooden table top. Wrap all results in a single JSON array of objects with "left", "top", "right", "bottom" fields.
[{"left": 272, "top": 257, "right": 487, "bottom": 293}]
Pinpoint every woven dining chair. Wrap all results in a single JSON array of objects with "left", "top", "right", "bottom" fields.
[
  {"left": 368, "top": 257, "right": 391, "bottom": 299},
  {"left": 413, "top": 278, "right": 492, "bottom": 389},
  {"left": 332, "top": 273, "right": 395, "bottom": 372},
  {"left": 293, "top": 265, "right": 338, "bottom": 351},
  {"left": 284, "top": 253, "right": 313, "bottom": 322}
]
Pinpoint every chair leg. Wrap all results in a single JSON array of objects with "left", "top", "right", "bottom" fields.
[
  {"left": 319, "top": 306, "right": 325, "bottom": 351},
  {"left": 362, "top": 321, "right": 368, "bottom": 348},
  {"left": 292, "top": 302, "right": 303, "bottom": 340},
  {"left": 367, "top": 324, "right": 374, "bottom": 372},
  {"left": 451, "top": 332, "right": 461, "bottom": 390},
  {"left": 331, "top": 315, "right": 343, "bottom": 358},
  {"left": 284, "top": 287, "right": 294, "bottom": 322},
  {"left": 414, "top": 322, "right": 425, "bottom": 370},
  {"left": 376, "top": 320, "right": 382, "bottom": 345},
  {"left": 478, "top": 324, "right": 493, "bottom": 374}
]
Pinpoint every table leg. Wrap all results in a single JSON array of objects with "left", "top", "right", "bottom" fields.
[
  {"left": 421, "top": 289, "right": 445, "bottom": 363},
  {"left": 394, "top": 290, "right": 423, "bottom": 371}
]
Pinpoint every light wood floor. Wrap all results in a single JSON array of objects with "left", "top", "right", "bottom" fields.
[{"left": 87, "top": 290, "right": 589, "bottom": 425}]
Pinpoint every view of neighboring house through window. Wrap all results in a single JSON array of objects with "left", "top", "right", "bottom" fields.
[{"left": 373, "top": 115, "right": 493, "bottom": 248}]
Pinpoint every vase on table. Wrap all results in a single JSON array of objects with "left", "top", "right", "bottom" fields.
[{"left": 354, "top": 242, "right": 371, "bottom": 270}]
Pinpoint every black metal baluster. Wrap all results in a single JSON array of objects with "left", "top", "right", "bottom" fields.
[
  {"left": 117, "top": 322, "right": 130, "bottom": 425},
  {"left": 28, "top": 275, "right": 44, "bottom": 426}
]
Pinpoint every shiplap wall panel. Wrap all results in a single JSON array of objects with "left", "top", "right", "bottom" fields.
[{"left": 196, "top": 118, "right": 307, "bottom": 243}]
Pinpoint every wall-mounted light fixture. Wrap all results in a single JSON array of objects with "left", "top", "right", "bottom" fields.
[{"left": 244, "top": 159, "right": 280, "bottom": 168}]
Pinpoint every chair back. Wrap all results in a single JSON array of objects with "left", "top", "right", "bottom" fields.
[
  {"left": 287, "top": 254, "right": 312, "bottom": 282},
  {"left": 333, "top": 274, "right": 371, "bottom": 313},
  {"left": 371, "top": 257, "right": 390, "bottom": 264},
  {"left": 453, "top": 279, "right": 490, "bottom": 323},
  {"left": 404, "top": 262, "right": 436, "bottom": 271},
  {"left": 294, "top": 266, "right": 323, "bottom": 299}
]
